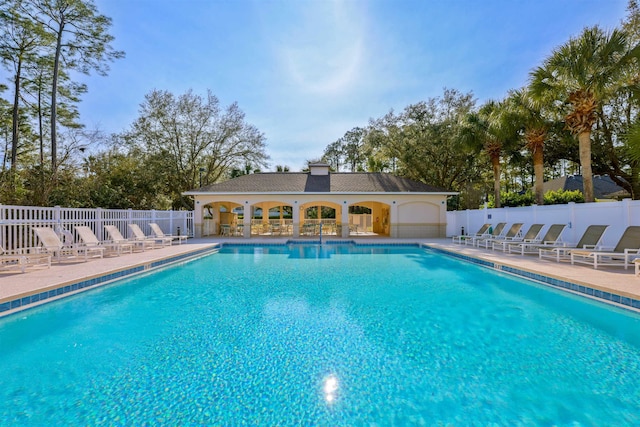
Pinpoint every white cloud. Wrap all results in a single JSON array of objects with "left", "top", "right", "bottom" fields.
[{"left": 271, "top": 0, "right": 368, "bottom": 96}]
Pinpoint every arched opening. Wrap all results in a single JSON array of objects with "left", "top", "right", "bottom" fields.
[
  {"left": 201, "top": 201, "right": 243, "bottom": 236},
  {"left": 348, "top": 202, "right": 390, "bottom": 236},
  {"left": 299, "top": 201, "right": 340, "bottom": 236},
  {"left": 250, "top": 201, "right": 294, "bottom": 236}
]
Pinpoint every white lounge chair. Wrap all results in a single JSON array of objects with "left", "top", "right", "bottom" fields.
[
  {"left": 570, "top": 226, "right": 640, "bottom": 269},
  {"left": 465, "top": 222, "right": 507, "bottom": 246},
  {"left": 476, "top": 222, "right": 523, "bottom": 249},
  {"left": 128, "top": 224, "right": 170, "bottom": 247},
  {"left": 507, "top": 224, "right": 567, "bottom": 255},
  {"left": 149, "top": 223, "right": 188, "bottom": 245},
  {"left": 105, "top": 225, "right": 154, "bottom": 251},
  {"left": 539, "top": 225, "right": 609, "bottom": 262},
  {"left": 75, "top": 226, "right": 134, "bottom": 256},
  {"left": 33, "top": 227, "right": 104, "bottom": 263},
  {"left": 492, "top": 223, "right": 541, "bottom": 252},
  {"left": 0, "top": 245, "right": 51, "bottom": 273},
  {"left": 452, "top": 223, "right": 491, "bottom": 244}
]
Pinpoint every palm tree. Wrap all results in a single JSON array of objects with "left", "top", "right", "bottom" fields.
[
  {"left": 529, "top": 26, "right": 640, "bottom": 202},
  {"left": 460, "top": 99, "right": 519, "bottom": 208},
  {"left": 507, "top": 88, "right": 553, "bottom": 205}
]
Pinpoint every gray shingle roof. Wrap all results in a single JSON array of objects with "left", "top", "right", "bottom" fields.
[
  {"left": 543, "top": 175, "right": 629, "bottom": 199},
  {"left": 190, "top": 172, "right": 451, "bottom": 194}
]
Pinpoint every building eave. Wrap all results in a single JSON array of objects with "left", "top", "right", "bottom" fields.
[{"left": 183, "top": 191, "right": 459, "bottom": 196}]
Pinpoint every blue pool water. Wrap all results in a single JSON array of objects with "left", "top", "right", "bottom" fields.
[{"left": 1, "top": 244, "right": 640, "bottom": 426}]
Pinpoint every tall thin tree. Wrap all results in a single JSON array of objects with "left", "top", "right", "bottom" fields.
[{"left": 22, "top": 0, "right": 123, "bottom": 172}]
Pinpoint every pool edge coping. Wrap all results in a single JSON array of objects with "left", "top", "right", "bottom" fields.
[
  {"left": 423, "top": 244, "right": 640, "bottom": 313},
  {"left": 0, "top": 244, "right": 222, "bottom": 317}
]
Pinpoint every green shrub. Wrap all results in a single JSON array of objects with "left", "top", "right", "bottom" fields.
[
  {"left": 486, "top": 189, "right": 585, "bottom": 207},
  {"left": 543, "top": 189, "right": 584, "bottom": 205},
  {"left": 487, "top": 191, "right": 534, "bottom": 208}
]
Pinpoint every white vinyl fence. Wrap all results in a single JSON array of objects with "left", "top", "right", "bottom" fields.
[
  {"left": 0, "top": 205, "right": 193, "bottom": 251},
  {"left": 446, "top": 199, "right": 640, "bottom": 248}
]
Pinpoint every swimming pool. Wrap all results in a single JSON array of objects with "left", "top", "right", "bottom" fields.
[{"left": 1, "top": 244, "right": 640, "bottom": 425}]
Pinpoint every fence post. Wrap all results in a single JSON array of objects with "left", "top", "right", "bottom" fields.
[
  {"left": 55, "top": 205, "right": 62, "bottom": 231},
  {"left": 96, "top": 207, "right": 103, "bottom": 240},
  {"left": 128, "top": 208, "right": 133, "bottom": 235},
  {"left": 569, "top": 202, "right": 577, "bottom": 243},
  {"left": 169, "top": 210, "right": 174, "bottom": 234}
]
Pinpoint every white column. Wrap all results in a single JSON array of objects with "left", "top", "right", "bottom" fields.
[
  {"left": 341, "top": 204, "right": 349, "bottom": 238},
  {"left": 390, "top": 201, "right": 398, "bottom": 238},
  {"left": 293, "top": 203, "right": 301, "bottom": 237},
  {"left": 194, "top": 200, "right": 203, "bottom": 238},
  {"left": 243, "top": 203, "right": 251, "bottom": 238}
]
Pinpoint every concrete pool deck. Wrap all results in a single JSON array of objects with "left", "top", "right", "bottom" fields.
[{"left": 0, "top": 237, "right": 638, "bottom": 317}]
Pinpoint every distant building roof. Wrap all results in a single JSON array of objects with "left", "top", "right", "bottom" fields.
[
  {"left": 185, "top": 172, "right": 454, "bottom": 194},
  {"left": 543, "top": 175, "right": 630, "bottom": 199}
]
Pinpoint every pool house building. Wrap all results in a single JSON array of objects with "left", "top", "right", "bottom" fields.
[{"left": 184, "top": 163, "right": 456, "bottom": 239}]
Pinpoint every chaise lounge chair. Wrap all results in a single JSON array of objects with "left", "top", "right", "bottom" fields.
[
  {"left": 570, "top": 225, "right": 640, "bottom": 269},
  {"left": 105, "top": 225, "right": 154, "bottom": 252},
  {"left": 464, "top": 222, "right": 507, "bottom": 246},
  {"left": 149, "top": 223, "right": 188, "bottom": 245},
  {"left": 475, "top": 222, "right": 523, "bottom": 249},
  {"left": 452, "top": 223, "right": 491, "bottom": 244},
  {"left": 33, "top": 227, "right": 104, "bottom": 263},
  {"left": 75, "top": 226, "right": 134, "bottom": 256},
  {"left": 491, "top": 223, "right": 541, "bottom": 252},
  {"left": 128, "top": 224, "right": 170, "bottom": 247},
  {"left": 507, "top": 224, "right": 567, "bottom": 255},
  {"left": 539, "top": 225, "right": 609, "bottom": 262},
  {"left": 0, "top": 245, "right": 51, "bottom": 273}
]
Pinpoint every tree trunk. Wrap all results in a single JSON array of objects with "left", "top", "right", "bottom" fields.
[
  {"left": 50, "top": 19, "right": 65, "bottom": 173},
  {"left": 11, "top": 58, "right": 22, "bottom": 173},
  {"left": 533, "top": 146, "right": 544, "bottom": 205},
  {"left": 578, "top": 131, "right": 594, "bottom": 202},
  {"left": 492, "top": 155, "right": 501, "bottom": 208},
  {"left": 38, "top": 80, "right": 44, "bottom": 167}
]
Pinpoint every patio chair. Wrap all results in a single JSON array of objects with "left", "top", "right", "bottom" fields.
[
  {"left": 149, "top": 223, "right": 187, "bottom": 245},
  {"left": 635, "top": 258, "right": 640, "bottom": 277},
  {"left": 0, "top": 245, "right": 51, "bottom": 273},
  {"left": 32, "top": 227, "right": 104, "bottom": 263},
  {"left": 464, "top": 222, "right": 506, "bottom": 246},
  {"left": 75, "top": 226, "right": 134, "bottom": 256},
  {"left": 570, "top": 225, "right": 640, "bottom": 269},
  {"left": 476, "top": 223, "right": 523, "bottom": 249},
  {"left": 301, "top": 223, "right": 316, "bottom": 236},
  {"left": 507, "top": 224, "right": 567, "bottom": 255},
  {"left": 128, "top": 224, "right": 170, "bottom": 247},
  {"left": 220, "top": 224, "right": 232, "bottom": 236},
  {"left": 539, "top": 225, "right": 609, "bottom": 262},
  {"left": 491, "top": 223, "right": 541, "bottom": 251},
  {"left": 452, "top": 223, "right": 491, "bottom": 244},
  {"left": 105, "top": 225, "right": 154, "bottom": 252}
]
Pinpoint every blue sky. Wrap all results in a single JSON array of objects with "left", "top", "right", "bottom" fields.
[{"left": 80, "top": 0, "right": 629, "bottom": 171}]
